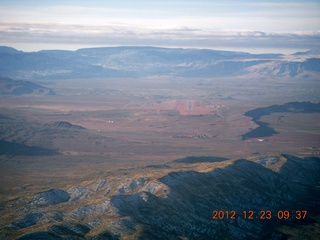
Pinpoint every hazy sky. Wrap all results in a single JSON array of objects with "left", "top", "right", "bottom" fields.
[{"left": 0, "top": 0, "right": 319, "bottom": 53}]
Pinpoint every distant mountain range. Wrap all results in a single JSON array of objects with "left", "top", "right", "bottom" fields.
[{"left": 0, "top": 46, "right": 319, "bottom": 80}]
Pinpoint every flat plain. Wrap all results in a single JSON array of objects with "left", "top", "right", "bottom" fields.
[{"left": 1, "top": 76, "right": 319, "bottom": 194}]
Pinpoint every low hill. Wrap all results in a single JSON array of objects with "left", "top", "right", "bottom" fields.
[
  {"left": 0, "top": 140, "right": 59, "bottom": 156},
  {"left": 44, "top": 121, "right": 86, "bottom": 130},
  {"left": 0, "top": 77, "right": 55, "bottom": 95}
]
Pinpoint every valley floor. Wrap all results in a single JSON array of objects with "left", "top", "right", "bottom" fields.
[{"left": 0, "top": 76, "right": 319, "bottom": 239}]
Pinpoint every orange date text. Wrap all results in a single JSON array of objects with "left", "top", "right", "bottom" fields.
[{"left": 212, "top": 210, "right": 307, "bottom": 220}]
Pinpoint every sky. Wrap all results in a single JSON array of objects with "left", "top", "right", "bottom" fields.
[{"left": 0, "top": 0, "right": 319, "bottom": 53}]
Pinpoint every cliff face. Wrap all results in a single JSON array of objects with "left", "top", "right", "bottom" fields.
[{"left": 1, "top": 155, "right": 319, "bottom": 239}]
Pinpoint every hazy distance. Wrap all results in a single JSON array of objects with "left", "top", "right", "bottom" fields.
[{"left": 0, "top": 0, "right": 319, "bottom": 53}]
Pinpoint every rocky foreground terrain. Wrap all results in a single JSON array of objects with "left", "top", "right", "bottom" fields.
[{"left": 0, "top": 154, "right": 319, "bottom": 239}]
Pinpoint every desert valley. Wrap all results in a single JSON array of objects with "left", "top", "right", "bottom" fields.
[{"left": 0, "top": 46, "right": 319, "bottom": 239}]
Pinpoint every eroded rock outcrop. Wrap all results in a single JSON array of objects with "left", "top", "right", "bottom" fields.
[
  {"left": 31, "top": 189, "right": 70, "bottom": 206},
  {"left": 1, "top": 155, "right": 319, "bottom": 240}
]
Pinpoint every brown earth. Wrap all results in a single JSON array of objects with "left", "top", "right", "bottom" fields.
[
  {"left": 0, "top": 76, "right": 319, "bottom": 239},
  {"left": 0, "top": 76, "right": 319, "bottom": 195}
]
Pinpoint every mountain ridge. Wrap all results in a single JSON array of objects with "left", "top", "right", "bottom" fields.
[
  {"left": 0, "top": 46, "right": 318, "bottom": 80},
  {"left": 1, "top": 154, "right": 319, "bottom": 239}
]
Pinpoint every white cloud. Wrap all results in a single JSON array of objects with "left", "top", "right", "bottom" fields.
[
  {"left": 0, "top": 21, "right": 319, "bottom": 53},
  {"left": 0, "top": 1, "right": 319, "bottom": 52}
]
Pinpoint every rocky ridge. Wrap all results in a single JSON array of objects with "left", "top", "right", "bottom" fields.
[{"left": 0, "top": 154, "right": 319, "bottom": 239}]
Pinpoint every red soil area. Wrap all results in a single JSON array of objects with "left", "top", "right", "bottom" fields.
[{"left": 128, "top": 99, "right": 222, "bottom": 116}]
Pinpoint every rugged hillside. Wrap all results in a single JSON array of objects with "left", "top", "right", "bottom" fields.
[
  {"left": 241, "top": 102, "right": 320, "bottom": 139},
  {"left": 0, "top": 112, "right": 88, "bottom": 156},
  {"left": 0, "top": 77, "right": 55, "bottom": 95},
  {"left": 245, "top": 57, "right": 320, "bottom": 78},
  {"left": 0, "top": 154, "right": 319, "bottom": 239},
  {"left": 0, "top": 46, "right": 319, "bottom": 80}
]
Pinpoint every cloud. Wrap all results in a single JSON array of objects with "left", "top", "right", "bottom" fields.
[{"left": 0, "top": 21, "right": 319, "bottom": 52}]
